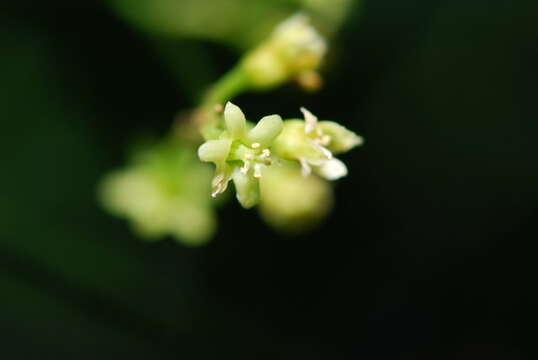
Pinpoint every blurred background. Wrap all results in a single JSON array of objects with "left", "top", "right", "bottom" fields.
[{"left": 1, "top": 0, "right": 537, "bottom": 358}]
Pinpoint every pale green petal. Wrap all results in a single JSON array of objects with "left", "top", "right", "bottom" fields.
[
  {"left": 232, "top": 170, "right": 260, "bottom": 209},
  {"left": 224, "top": 101, "right": 247, "bottom": 139},
  {"left": 168, "top": 201, "right": 216, "bottom": 246},
  {"left": 99, "top": 169, "right": 164, "bottom": 220},
  {"left": 315, "top": 158, "right": 348, "bottom": 180},
  {"left": 246, "top": 114, "right": 283, "bottom": 147},
  {"left": 198, "top": 139, "right": 232, "bottom": 163},
  {"left": 272, "top": 120, "right": 331, "bottom": 162},
  {"left": 319, "top": 121, "right": 363, "bottom": 154}
]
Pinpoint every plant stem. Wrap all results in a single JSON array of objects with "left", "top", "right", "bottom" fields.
[
  {"left": 201, "top": 65, "right": 250, "bottom": 107},
  {"left": 172, "top": 65, "right": 250, "bottom": 142}
]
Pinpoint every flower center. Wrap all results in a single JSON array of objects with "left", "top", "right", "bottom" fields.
[{"left": 239, "top": 142, "right": 274, "bottom": 178}]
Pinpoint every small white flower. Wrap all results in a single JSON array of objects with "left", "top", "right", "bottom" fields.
[
  {"left": 241, "top": 14, "right": 327, "bottom": 89},
  {"left": 272, "top": 107, "right": 362, "bottom": 180},
  {"left": 198, "top": 102, "right": 283, "bottom": 208}
]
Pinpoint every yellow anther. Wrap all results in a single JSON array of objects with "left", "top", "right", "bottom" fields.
[{"left": 320, "top": 135, "right": 331, "bottom": 146}]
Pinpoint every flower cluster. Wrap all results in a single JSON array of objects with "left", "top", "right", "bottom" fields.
[
  {"left": 241, "top": 14, "right": 327, "bottom": 89},
  {"left": 99, "top": 141, "right": 216, "bottom": 246},
  {"left": 99, "top": 11, "right": 363, "bottom": 243},
  {"left": 198, "top": 102, "right": 362, "bottom": 209}
]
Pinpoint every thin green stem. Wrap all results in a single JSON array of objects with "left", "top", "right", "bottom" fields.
[
  {"left": 193, "top": 65, "right": 251, "bottom": 141},
  {"left": 201, "top": 65, "right": 250, "bottom": 107},
  {"left": 172, "top": 65, "right": 251, "bottom": 142}
]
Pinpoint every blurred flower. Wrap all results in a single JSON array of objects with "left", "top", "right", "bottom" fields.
[
  {"left": 99, "top": 141, "right": 216, "bottom": 246},
  {"left": 272, "top": 107, "right": 363, "bottom": 180},
  {"left": 198, "top": 102, "right": 283, "bottom": 208},
  {"left": 241, "top": 14, "right": 327, "bottom": 89},
  {"left": 259, "top": 163, "right": 333, "bottom": 233}
]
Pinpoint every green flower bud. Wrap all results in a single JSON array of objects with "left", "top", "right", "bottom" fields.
[
  {"left": 271, "top": 14, "right": 327, "bottom": 72},
  {"left": 241, "top": 14, "right": 327, "bottom": 89},
  {"left": 259, "top": 163, "right": 333, "bottom": 233}
]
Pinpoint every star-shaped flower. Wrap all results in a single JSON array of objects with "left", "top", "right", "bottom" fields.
[
  {"left": 198, "top": 102, "right": 283, "bottom": 208},
  {"left": 272, "top": 107, "right": 363, "bottom": 180}
]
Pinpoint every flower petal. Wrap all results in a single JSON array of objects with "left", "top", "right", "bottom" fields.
[
  {"left": 318, "top": 121, "right": 364, "bottom": 154},
  {"left": 315, "top": 158, "right": 348, "bottom": 180},
  {"left": 272, "top": 120, "right": 332, "bottom": 163},
  {"left": 247, "top": 114, "right": 283, "bottom": 148},
  {"left": 232, "top": 169, "right": 261, "bottom": 209},
  {"left": 224, "top": 102, "right": 247, "bottom": 139},
  {"left": 198, "top": 139, "right": 232, "bottom": 163},
  {"left": 300, "top": 107, "right": 318, "bottom": 134}
]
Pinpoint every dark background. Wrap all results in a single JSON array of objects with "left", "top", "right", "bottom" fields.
[{"left": 1, "top": 0, "right": 536, "bottom": 358}]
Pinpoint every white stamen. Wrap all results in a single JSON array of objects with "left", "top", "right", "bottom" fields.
[
  {"left": 253, "top": 163, "right": 263, "bottom": 178},
  {"left": 260, "top": 149, "right": 271, "bottom": 158},
  {"left": 240, "top": 164, "right": 249, "bottom": 174},
  {"left": 301, "top": 107, "right": 318, "bottom": 134},
  {"left": 313, "top": 143, "right": 333, "bottom": 159},
  {"left": 244, "top": 153, "right": 254, "bottom": 161},
  {"left": 211, "top": 181, "right": 224, "bottom": 198},
  {"left": 299, "top": 158, "right": 312, "bottom": 177},
  {"left": 211, "top": 173, "right": 229, "bottom": 198},
  {"left": 251, "top": 142, "right": 261, "bottom": 149}
]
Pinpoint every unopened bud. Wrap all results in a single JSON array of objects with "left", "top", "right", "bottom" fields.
[{"left": 242, "top": 14, "right": 327, "bottom": 89}]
